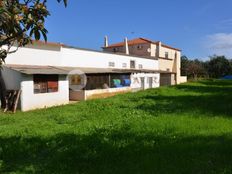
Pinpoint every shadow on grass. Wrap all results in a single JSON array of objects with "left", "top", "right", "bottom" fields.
[
  {"left": 1, "top": 129, "right": 232, "bottom": 174},
  {"left": 131, "top": 81, "right": 232, "bottom": 117},
  {"left": 1, "top": 80, "right": 232, "bottom": 173},
  {"left": 136, "top": 94, "right": 232, "bottom": 117},
  {"left": 175, "top": 84, "right": 232, "bottom": 94},
  {"left": 198, "top": 79, "right": 232, "bottom": 87}
]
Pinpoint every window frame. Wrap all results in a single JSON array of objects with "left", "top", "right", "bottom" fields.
[
  {"left": 113, "top": 48, "right": 119, "bottom": 52},
  {"left": 122, "top": 63, "right": 127, "bottom": 68},
  {"left": 33, "top": 74, "right": 59, "bottom": 94},
  {"left": 137, "top": 45, "right": 143, "bottom": 50},
  {"left": 130, "top": 60, "right": 136, "bottom": 69},
  {"left": 108, "top": 62, "right": 115, "bottom": 67},
  {"left": 165, "top": 52, "right": 169, "bottom": 58}
]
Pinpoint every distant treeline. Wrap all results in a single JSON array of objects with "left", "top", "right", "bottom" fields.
[{"left": 181, "top": 55, "right": 232, "bottom": 79}]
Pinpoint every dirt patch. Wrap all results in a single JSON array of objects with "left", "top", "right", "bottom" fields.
[{"left": 87, "top": 90, "right": 131, "bottom": 100}]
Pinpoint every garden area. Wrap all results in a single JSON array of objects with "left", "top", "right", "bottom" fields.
[{"left": 0, "top": 80, "right": 232, "bottom": 174}]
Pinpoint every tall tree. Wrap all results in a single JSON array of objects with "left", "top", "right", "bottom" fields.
[
  {"left": 0, "top": 0, "right": 67, "bottom": 64},
  {"left": 186, "top": 60, "right": 205, "bottom": 79},
  {"left": 181, "top": 55, "right": 189, "bottom": 76},
  {"left": 181, "top": 56, "right": 207, "bottom": 79},
  {"left": 0, "top": 0, "right": 67, "bottom": 109},
  {"left": 208, "top": 55, "right": 232, "bottom": 78}
]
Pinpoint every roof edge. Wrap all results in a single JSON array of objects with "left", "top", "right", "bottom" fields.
[{"left": 104, "top": 37, "right": 181, "bottom": 51}]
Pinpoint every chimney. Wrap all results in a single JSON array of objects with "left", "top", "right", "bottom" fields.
[
  {"left": 104, "top": 36, "right": 109, "bottom": 47},
  {"left": 124, "top": 37, "right": 129, "bottom": 55},
  {"left": 157, "top": 41, "right": 162, "bottom": 57}
]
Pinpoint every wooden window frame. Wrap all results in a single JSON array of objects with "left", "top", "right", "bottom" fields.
[{"left": 34, "top": 74, "right": 59, "bottom": 94}]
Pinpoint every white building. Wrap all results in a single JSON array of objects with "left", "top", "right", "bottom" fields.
[{"left": 2, "top": 41, "right": 160, "bottom": 111}]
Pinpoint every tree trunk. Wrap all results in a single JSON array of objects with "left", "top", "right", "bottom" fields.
[{"left": 0, "top": 70, "right": 6, "bottom": 109}]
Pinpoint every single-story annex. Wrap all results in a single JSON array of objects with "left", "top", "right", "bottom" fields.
[{"left": 1, "top": 38, "right": 186, "bottom": 111}]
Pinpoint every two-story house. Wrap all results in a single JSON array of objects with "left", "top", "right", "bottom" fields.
[{"left": 103, "top": 37, "right": 187, "bottom": 85}]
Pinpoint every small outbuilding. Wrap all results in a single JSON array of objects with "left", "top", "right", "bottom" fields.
[{"left": 2, "top": 64, "right": 159, "bottom": 111}]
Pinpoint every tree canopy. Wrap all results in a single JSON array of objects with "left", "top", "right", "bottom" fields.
[
  {"left": 181, "top": 55, "right": 232, "bottom": 79},
  {"left": 208, "top": 55, "right": 232, "bottom": 78},
  {"left": 0, "top": 0, "right": 67, "bottom": 65}
]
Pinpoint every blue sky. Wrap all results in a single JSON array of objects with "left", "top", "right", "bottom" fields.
[{"left": 46, "top": 0, "right": 232, "bottom": 60}]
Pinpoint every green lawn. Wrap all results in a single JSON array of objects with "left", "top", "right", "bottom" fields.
[{"left": 1, "top": 80, "right": 232, "bottom": 174}]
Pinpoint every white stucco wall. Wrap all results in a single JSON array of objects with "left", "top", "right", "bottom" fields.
[
  {"left": 5, "top": 45, "right": 159, "bottom": 71},
  {"left": 61, "top": 47, "right": 158, "bottom": 70},
  {"left": 5, "top": 45, "right": 62, "bottom": 66},
  {"left": 150, "top": 44, "right": 158, "bottom": 57},
  {"left": 158, "top": 45, "right": 179, "bottom": 60},
  {"left": 20, "top": 75, "right": 69, "bottom": 111},
  {"left": 85, "top": 87, "right": 131, "bottom": 100},
  {"left": 179, "top": 76, "right": 187, "bottom": 84},
  {"left": 150, "top": 44, "right": 186, "bottom": 84}
]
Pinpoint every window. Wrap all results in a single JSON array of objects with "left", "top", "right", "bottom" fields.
[
  {"left": 139, "top": 64, "right": 143, "bottom": 69},
  {"left": 113, "top": 48, "right": 119, "bottom": 52},
  {"left": 70, "top": 75, "right": 82, "bottom": 85},
  {"left": 34, "top": 75, "right": 58, "bottom": 94},
  {"left": 137, "top": 45, "right": 143, "bottom": 50},
  {"left": 122, "top": 63, "right": 127, "bottom": 68},
  {"left": 130, "top": 60, "right": 136, "bottom": 69},
  {"left": 165, "top": 52, "right": 169, "bottom": 58},
  {"left": 109, "top": 62, "right": 115, "bottom": 67},
  {"left": 85, "top": 74, "right": 109, "bottom": 90},
  {"left": 175, "top": 52, "right": 177, "bottom": 59}
]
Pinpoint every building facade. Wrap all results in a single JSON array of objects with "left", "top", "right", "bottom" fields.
[
  {"left": 103, "top": 37, "right": 187, "bottom": 85},
  {"left": 2, "top": 41, "right": 160, "bottom": 111},
  {"left": 1, "top": 37, "right": 187, "bottom": 111}
]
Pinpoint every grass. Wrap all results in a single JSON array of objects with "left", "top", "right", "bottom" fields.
[{"left": 0, "top": 79, "right": 232, "bottom": 174}]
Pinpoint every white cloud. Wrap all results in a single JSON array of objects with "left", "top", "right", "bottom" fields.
[{"left": 205, "top": 33, "right": 232, "bottom": 58}]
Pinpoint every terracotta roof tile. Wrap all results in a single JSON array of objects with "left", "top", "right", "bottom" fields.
[{"left": 105, "top": 38, "right": 154, "bottom": 48}]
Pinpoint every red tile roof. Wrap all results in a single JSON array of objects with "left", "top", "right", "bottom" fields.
[
  {"left": 105, "top": 38, "right": 155, "bottom": 48},
  {"left": 105, "top": 37, "right": 181, "bottom": 51}
]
